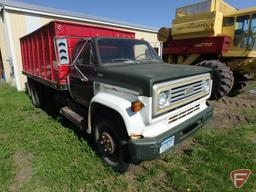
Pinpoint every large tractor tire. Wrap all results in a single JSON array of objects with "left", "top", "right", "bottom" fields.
[{"left": 197, "top": 60, "right": 234, "bottom": 100}]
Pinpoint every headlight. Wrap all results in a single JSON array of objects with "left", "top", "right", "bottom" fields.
[
  {"left": 202, "top": 79, "right": 210, "bottom": 93},
  {"left": 159, "top": 91, "right": 170, "bottom": 108}
]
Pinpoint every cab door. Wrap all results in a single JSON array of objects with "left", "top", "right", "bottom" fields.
[
  {"left": 248, "top": 14, "right": 256, "bottom": 50},
  {"left": 233, "top": 15, "right": 250, "bottom": 49},
  {"left": 233, "top": 14, "right": 256, "bottom": 50},
  {"left": 69, "top": 39, "right": 97, "bottom": 106},
  {"left": 223, "top": 13, "right": 256, "bottom": 57}
]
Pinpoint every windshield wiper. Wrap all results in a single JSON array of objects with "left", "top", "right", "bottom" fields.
[
  {"left": 112, "top": 58, "right": 134, "bottom": 62},
  {"left": 135, "top": 58, "right": 160, "bottom": 63}
]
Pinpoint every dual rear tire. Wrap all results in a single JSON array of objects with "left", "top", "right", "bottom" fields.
[{"left": 27, "top": 79, "right": 45, "bottom": 108}]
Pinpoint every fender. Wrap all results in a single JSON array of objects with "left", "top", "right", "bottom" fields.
[{"left": 87, "top": 92, "right": 146, "bottom": 136}]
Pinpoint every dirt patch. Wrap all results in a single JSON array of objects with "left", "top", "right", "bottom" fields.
[
  {"left": 123, "top": 160, "right": 161, "bottom": 191},
  {"left": 247, "top": 133, "right": 256, "bottom": 144},
  {"left": 177, "top": 138, "right": 196, "bottom": 155},
  {"left": 9, "top": 151, "right": 33, "bottom": 192},
  {"left": 123, "top": 158, "right": 177, "bottom": 191},
  {"left": 0, "top": 133, "right": 7, "bottom": 140},
  {"left": 207, "top": 92, "right": 256, "bottom": 129},
  {"left": 124, "top": 163, "right": 148, "bottom": 191}
]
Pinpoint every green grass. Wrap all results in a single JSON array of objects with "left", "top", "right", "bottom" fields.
[
  {"left": 0, "top": 83, "right": 255, "bottom": 192},
  {"left": 247, "top": 81, "right": 256, "bottom": 90}
]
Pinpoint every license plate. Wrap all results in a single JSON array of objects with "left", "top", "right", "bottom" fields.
[{"left": 159, "top": 136, "right": 175, "bottom": 154}]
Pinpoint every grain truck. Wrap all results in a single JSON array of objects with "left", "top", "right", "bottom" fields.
[
  {"left": 158, "top": 0, "right": 256, "bottom": 99},
  {"left": 21, "top": 20, "right": 213, "bottom": 172}
]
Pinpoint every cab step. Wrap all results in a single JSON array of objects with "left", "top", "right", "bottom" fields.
[{"left": 60, "top": 106, "right": 86, "bottom": 130}]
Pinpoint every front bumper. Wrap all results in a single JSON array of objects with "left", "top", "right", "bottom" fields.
[{"left": 128, "top": 105, "right": 213, "bottom": 163}]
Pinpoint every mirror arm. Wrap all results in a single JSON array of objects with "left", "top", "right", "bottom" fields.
[
  {"left": 71, "top": 39, "right": 89, "bottom": 66},
  {"left": 74, "top": 65, "right": 88, "bottom": 82},
  {"left": 71, "top": 38, "right": 92, "bottom": 82}
]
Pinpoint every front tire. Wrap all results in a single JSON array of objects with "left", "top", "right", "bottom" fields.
[
  {"left": 197, "top": 60, "right": 234, "bottom": 100},
  {"left": 93, "top": 118, "right": 129, "bottom": 173}
]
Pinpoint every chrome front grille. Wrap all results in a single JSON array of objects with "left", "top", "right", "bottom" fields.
[
  {"left": 168, "top": 104, "right": 200, "bottom": 124},
  {"left": 170, "top": 80, "right": 204, "bottom": 103},
  {"left": 153, "top": 73, "right": 211, "bottom": 117}
]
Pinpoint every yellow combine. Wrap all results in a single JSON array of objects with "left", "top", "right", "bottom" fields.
[{"left": 158, "top": 0, "right": 256, "bottom": 99}]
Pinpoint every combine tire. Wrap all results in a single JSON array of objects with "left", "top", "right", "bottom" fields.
[{"left": 197, "top": 60, "right": 234, "bottom": 100}]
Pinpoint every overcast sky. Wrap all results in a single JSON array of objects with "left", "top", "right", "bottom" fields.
[{"left": 17, "top": 0, "right": 256, "bottom": 29}]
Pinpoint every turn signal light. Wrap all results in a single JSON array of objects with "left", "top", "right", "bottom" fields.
[
  {"left": 131, "top": 100, "right": 144, "bottom": 112},
  {"left": 130, "top": 135, "right": 142, "bottom": 140}
]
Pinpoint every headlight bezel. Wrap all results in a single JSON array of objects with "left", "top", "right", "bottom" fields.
[
  {"left": 201, "top": 79, "right": 210, "bottom": 93},
  {"left": 158, "top": 90, "right": 170, "bottom": 109}
]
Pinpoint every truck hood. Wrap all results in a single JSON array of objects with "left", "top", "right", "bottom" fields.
[{"left": 96, "top": 62, "right": 212, "bottom": 97}]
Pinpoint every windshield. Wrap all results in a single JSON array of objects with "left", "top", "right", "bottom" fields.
[
  {"left": 97, "top": 38, "right": 161, "bottom": 65},
  {"left": 176, "top": 0, "right": 211, "bottom": 17}
]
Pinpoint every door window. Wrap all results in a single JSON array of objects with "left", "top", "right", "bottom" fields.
[
  {"left": 223, "top": 17, "right": 234, "bottom": 27},
  {"left": 248, "top": 14, "right": 256, "bottom": 50},
  {"left": 234, "top": 15, "right": 250, "bottom": 48}
]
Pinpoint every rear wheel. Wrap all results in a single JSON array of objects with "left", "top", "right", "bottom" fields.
[
  {"left": 93, "top": 118, "right": 129, "bottom": 173},
  {"left": 197, "top": 60, "right": 234, "bottom": 100},
  {"left": 25, "top": 82, "right": 32, "bottom": 98},
  {"left": 28, "top": 80, "right": 45, "bottom": 108}
]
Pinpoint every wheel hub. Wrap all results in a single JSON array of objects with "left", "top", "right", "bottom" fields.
[{"left": 99, "top": 132, "right": 116, "bottom": 155}]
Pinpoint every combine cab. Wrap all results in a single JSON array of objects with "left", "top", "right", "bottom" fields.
[{"left": 159, "top": 0, "right": 256, "bottom": 99}]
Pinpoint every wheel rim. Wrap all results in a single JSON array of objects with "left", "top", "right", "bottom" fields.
[
  {"left": 99, "top": 132, "right": 116, "bottom": 155},
  {"left": 95, "top": 123, "right": 121, "bottom": 163}
]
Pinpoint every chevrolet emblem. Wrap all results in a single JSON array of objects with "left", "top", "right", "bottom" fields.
[{"left": 185, "top": 87, "right": 194, "bottom": 96}]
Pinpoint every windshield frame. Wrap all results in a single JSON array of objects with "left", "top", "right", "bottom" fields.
[{"left": 94, "top": 37, "right": 162, "bottom": 66}]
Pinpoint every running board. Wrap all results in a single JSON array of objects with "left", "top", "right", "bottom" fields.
[{"left": 60, "top": 106, "right": 85, "bottom": 130}]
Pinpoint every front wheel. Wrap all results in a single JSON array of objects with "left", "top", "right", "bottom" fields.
[
  {"left": 197, "top": 60, "right": 234, "bottom": 100},
  {"left": 93, "top": 118, "right": 129, "bottom": 173}
]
